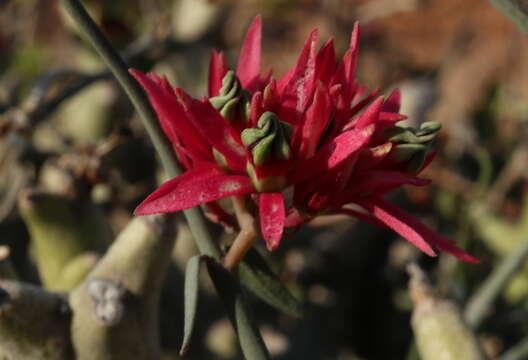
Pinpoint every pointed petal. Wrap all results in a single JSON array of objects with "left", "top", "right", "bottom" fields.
[
  {"left": 237, "top": 15, "right": 262, "bottom": 91},
  {"left": 297, "top": 83, "right": 332, "bottom": 158},
  {"left": 290, "top": 125, "right": 374, "bottom": 183},
  {"left": 135, "top": 170, "right": 254, "bottom": 215},
  {"left": 307, "top": 154, "right": 358, "bottom": 211},
  {"left": 382, "top": 88, "right": 401, "bottom": 113},
  {"left": 379, "top": 112, "right": 407, "bottom": 123},
  {"left": 346, "top": 170, "right": 430, "bottom": 199},
  {"left": 130, "top": 69, "right": 212, "bottom": 162},
  {"left": 359, "top": 198, "right": 479, "bottom": 263},
  {"left": 330, "top": 23, "right": 360, "bottom": 102},
  {"left": 345, "top": 22, "right": 360, "bottom": 84},
  {"left": 314, "top": 39, "right": 336, "bottom": 84},
  {"left": 135, "top": 166, "right": 221, "bottom": 214},
  {"left": 280, "top": 29, "right": 319, "bottom": 117},
  {"left": 354, "top": 96, "right": 384, "bottom": 128},
  {"left": 340, "top": 89, "right": 381, "bottom": 133},
  {"left": 259, "top": 193, "right": 285, "bottom": 251},
  {"left": 208, "top": 50, "right": 228, "bottom": 97},
  {"left": 249, "top": 91, "right": 264, "bottom": 127},
  {"left": 356, "top": 198, "right": 436, "bottom": 256},
  {"left": 176, "top": 89, "right": 247, "bottom": 172}
]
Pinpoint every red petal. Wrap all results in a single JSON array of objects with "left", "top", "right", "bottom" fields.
[
  {"left": 356, "top": 198, "right": 436, "bottom": 256},
  {"left": 314, "top": 39, "right": 336, "bottom": 85},
  {"left": 290, "top": 125, "right": 374, "bottom": 183},
  {"left": 237, "top": 15, "right": 262, "bottom": 92},
  {"left": 346, "top": 170, "right": 431, "bottom": 199},
  {"left": 259, "top": 193, "right": 285, "bottom": 251},
  {"left": 330, "top": 23, "right": 360, "bottom": 102},
  {"left": 297, "top": 83, "right": 332, "bottom": 158},
  {"left": 135, "top": 169, "right": 254, "bottom": 215},
  {"left": 354, "top": 96, "right": 384, "bottom": 129},
  {"left": 280, "top": 29, "right": 319, "bottom": 117},
  {"left": 359, "top": 198, "right": 479, "bottom": 263},
  {"left": 130, "top": 69, "right": 212, "bottom": 162},
  {"left": 307, "top": 154, "right": 358, "bottom": 211},
  {"left": 249, "top": 91, "right": 264, "bottom": 127},
  {"left": 382, "top": 88, "right": 401, "bottom": 113},
  {"left": 378, "top": 112, "right": 407, "bottom": 123},
  {"left": 176, "top": 90, "right": 247, "bottom": 172},
  {"left": 208, "top": 50, "right": 228, "bottom": 97}
]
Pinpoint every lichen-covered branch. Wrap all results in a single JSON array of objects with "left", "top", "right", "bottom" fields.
[
  {"left": 18, "top": 189, "right": 110, "bottom": 291},
  {"left": 0, "top": 280, "right": 73, "bottom": 359},
  {"left": 408, "top": 263, "right": 487, "bottom": 360},
  {"left": 69, "top": 214, "right": 176, "bottom": 360}
]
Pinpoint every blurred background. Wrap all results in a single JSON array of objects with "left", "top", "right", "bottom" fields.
[{"left": 1, "top": 0, "right": 528, "bottom": 359}]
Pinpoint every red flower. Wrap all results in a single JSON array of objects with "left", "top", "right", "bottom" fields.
[{"left": 130, "top": 16, "right": 478, "bottom": 263}]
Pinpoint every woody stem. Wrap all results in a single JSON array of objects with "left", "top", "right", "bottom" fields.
[{"left": 223, "top": 196, "right": 259, "bottom": 270}]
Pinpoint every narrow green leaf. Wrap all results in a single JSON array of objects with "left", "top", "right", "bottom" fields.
[
  {"left": 206, "top": 259, "right": 271, "bottom": 360},
  {"left": 180, "top": 255, "right": 206, "bottom": 356},
  {"left": 238, "top": 248, "right": 304, "bottom": 317}
]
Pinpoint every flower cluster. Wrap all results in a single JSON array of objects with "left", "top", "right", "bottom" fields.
[{"left": 131, "top": 16, "right": 478, "bottom": 263}]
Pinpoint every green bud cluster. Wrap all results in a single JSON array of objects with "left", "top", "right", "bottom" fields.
[
  {"left": 209, "top": 70, "right": 250, "bottom": 124},
  {"left": 384, "top": 121, "right": 442, "bottom": 173},
  {"left": 241, "top": 111, "right": 293, "bottom": 165}
]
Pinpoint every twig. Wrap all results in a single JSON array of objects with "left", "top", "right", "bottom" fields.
[
  {"left": 464, "top": 238, "right": 528, "bottom": 328},
  {"left": 224, "top": 196, "right": 259, "bottom": 270},
  {"left": 485, "top": 145, "right": 528, "bottom": 209},
  {"left": 499, "top": 337, "right": 528, "bottom": 360},
  {"left": 488, "top": 0, "right": 528, "bottom": 33}
]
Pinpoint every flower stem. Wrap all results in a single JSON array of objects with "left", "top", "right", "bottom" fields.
[
  {"left": 60, "top": 1, "right": 269, "bottom": 358},
  {"left": 224, "top": 196, "right": 259, "bottom": 270},
  {"left": 60, "top": 0, "right": 221, "bottom": 260}
]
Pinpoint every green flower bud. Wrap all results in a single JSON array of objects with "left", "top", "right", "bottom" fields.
[
  {"left": 209, "top": 70, "right": 250, "bottom": 124},
  {"left": 385, "top": 121, "right": 441, "bottom": 173},
  {"left": 241, "top": 112, "right": 293, "bottom": 165},
  {"left": 385, "top": 121, "right": 441, "bottom": 144}
]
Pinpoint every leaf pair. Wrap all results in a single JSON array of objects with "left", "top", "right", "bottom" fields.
[{"left": 180, "top": 250, "right": 303, "bottom": 356}]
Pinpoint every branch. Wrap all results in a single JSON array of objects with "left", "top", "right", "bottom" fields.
[
  {"left": 0, "top": 280, "right": 73, "bottom": 359},
  {"left": 224, "top": 196, "right": 259, "bottom": 270},
  {"left": 464, "top": 238, "right": 528, "bottom": 328},
  {"left": 489, "top": 0, "right": 528, "bottom": 33},
  {"left": 69, "top": 215, "right": 176, "bottom": 360},
  {"left": 499, "top": 337, "right": 528, "bottom": 360},
  {"left": 407, "top": 263, "right": 487, "bottom": 360},
  {"left": 18, "top": 189, "right": 110, "bottom": 291}
]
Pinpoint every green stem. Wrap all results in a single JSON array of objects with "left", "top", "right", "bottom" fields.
[
  {"left": 60, "top": 1, "right": 268, "bottom": 358},
  {"left": 60, "top": 0, "right": 220, "bottom": 260}
]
